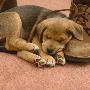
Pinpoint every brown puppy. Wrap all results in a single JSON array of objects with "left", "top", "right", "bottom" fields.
[
  {"left": 32, "top": 17, "right": 83, "bottom": 66},
  {"left": 0, "top": 5, "right": 83, "bottom": 67}
]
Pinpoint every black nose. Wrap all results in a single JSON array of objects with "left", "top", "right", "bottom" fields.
[{"left": 47, "top": 48, "right": 54, "bottom": 54}]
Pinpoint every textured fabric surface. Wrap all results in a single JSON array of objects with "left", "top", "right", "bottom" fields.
[
  {"left": 0, "top": 53, "right": 90, "bottom": 90},
  {"left": 0, "top": 0, "right": 90, "bottom": 90}
]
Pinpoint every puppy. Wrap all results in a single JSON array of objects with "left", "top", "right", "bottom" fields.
[
  {"left": 33, "top": 17, "right": 83, "bottom": 66},
  {"left": 0, "top": 5, "right": 83, "bottom": 67}
]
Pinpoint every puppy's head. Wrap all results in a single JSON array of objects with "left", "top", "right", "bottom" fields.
[{"left": 37, "top": 18, "right": 83, "bottom": 55}]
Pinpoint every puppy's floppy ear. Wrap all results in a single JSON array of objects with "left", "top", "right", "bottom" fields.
[
  {"left": 36, "top": 22, "right": 47, "bottom": 42},
  {"left": 68, "top": 24, "right": 83, "bottom": 40}
]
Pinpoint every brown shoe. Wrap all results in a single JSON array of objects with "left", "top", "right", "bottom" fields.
[{"left": 64, "top": 0, "right": 90, "bottom": 62}]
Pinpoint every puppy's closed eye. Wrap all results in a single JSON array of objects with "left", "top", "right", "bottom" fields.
[
  {"left": 56, "top": 39, "right": 64, "bottom": 42},
  {"left": 45, "top": 35, "right": 51, "bottom": 39}
]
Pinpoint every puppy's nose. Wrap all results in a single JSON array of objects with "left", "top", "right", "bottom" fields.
[{"left": 47, "top": 48, "right": 54, "bottom": 54}]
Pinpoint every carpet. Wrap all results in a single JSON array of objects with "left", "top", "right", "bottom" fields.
[{"left": 0, "top": 53, "right": 90, "bottom": 90}]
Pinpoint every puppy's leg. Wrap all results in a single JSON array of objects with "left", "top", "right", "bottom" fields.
[
  {"left": 54, "top": 51, "right": 66, "bottom": 65},
  {"left": 17, "top": 50, "right": 46, "bottom": 67},
  {"left": 5, "top": 37, "right": 39, "bottom": 52},
  {"left": 3, "top": 12, "right": 39, "bottom": 52},
  {"left": 32, "top": 35, "right": 56, "bottom": 67}
]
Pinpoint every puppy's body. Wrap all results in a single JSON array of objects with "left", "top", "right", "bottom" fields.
[
  {"left": 0, "top": 5, "right": 85, "bottom": 67},
  {"left": 0, "top": 5, "right": 67, "bottom": 67}
]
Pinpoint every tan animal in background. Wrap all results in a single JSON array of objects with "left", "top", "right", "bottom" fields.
[{"left": 0, "top": 5, "right": 83, "bottom": 67}]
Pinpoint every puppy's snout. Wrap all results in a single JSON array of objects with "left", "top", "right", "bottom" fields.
[{"left": 47, "top": 48, "right": 54, "bottom": 54}]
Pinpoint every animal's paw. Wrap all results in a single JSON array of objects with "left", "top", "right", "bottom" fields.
[
  {"left": 35, "top": 56, "right": 56, "bottom": 67},
  {"left": 26, "top": 43, "right": 39, "bottom": 54},
  {"left": 55, "top": 52, "right": 66, "bottom": 65},
  {"left": 35, "top": 58, "right": 47, "bottom": 67},
  {"left": 43, "top": 55, "right": 56, "bottom": 67}
]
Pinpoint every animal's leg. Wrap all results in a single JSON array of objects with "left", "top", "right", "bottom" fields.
[
  {"left": 54, "top": 51, "right": 66, "bottom": 65},
  {"left": 17, "top": 50, "right": 46, "bottom": 67},
  {"left": 32, "top": 35, "right": 56, "bottom": 67},
  {"left": 3, "top": 12, "right": 39, "bottom": 52},
  {"left": 5, "top": 37, "right": 39, "bottom": 52}
]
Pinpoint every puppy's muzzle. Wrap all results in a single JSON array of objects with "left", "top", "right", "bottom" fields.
[
  {"left": 47, "top": 48, "right": 54, "bottom": 55},
  {"left": 47, "top": 48, "right": 63, "bottom": 55}
]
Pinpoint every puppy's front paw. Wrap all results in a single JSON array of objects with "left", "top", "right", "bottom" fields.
[
  {"left": 35, "top": 55, "right": 56, "bottom": 67},
  {"left": 55, "top": 51, "right": 66, "bottom": 65},
  {"left": 26, "top": 43, "right": 39, "bottom": 54},
  {"left": 43, "top": 55, "right": 56, "bottom": 67},
  {"left": 35, "top": 58, "right": 46, "bottom": 67}
]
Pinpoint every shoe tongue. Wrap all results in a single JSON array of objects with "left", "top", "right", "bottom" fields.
[
  {"left": 87, "top": 29, "right": 90, "bottom": 35},
  {"left": 85, "top": 28, "right": 90, "bottom": 35},
  {"left": 85, "top": 7, "right": 90, "bottom": 35}
]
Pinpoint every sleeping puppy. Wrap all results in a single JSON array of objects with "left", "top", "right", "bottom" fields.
[
  {"left": 0, "top": 5, "right": 83, "bottom": 67},
  {"left": 31, "top": 17, "right": 83, "bottom": 67}
]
